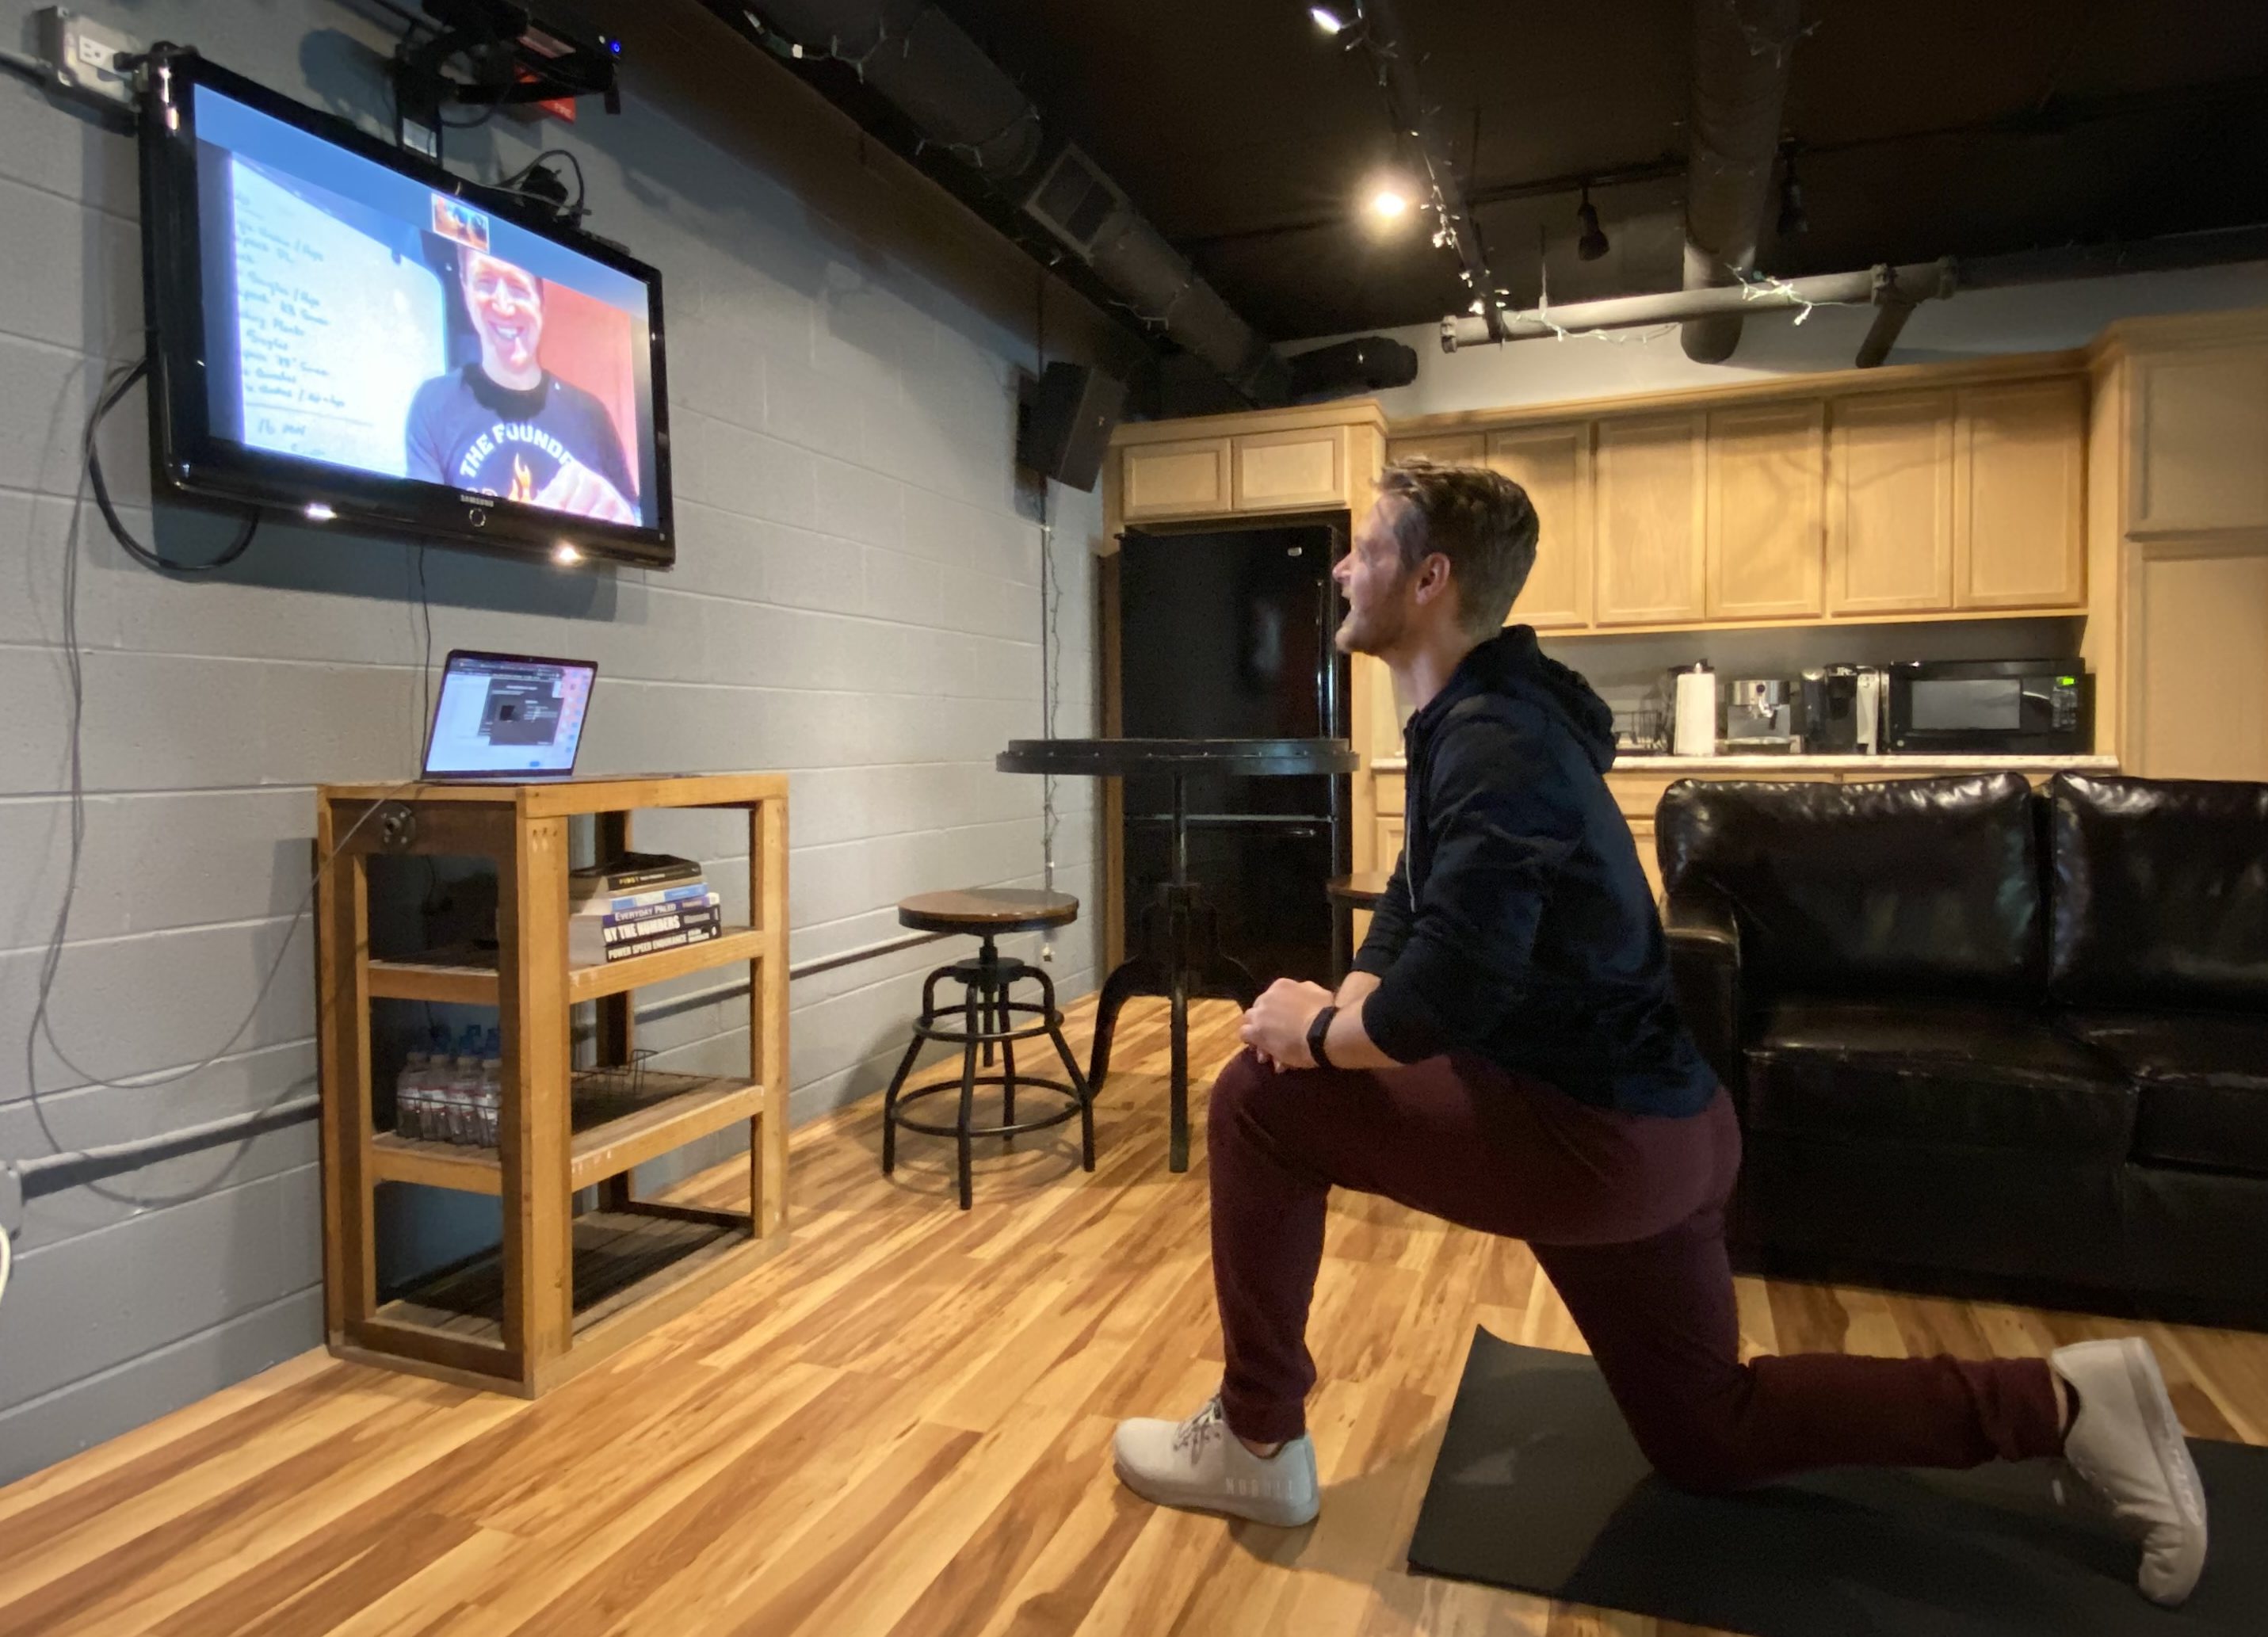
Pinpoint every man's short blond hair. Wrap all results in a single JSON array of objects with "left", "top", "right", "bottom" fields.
[{"left": 1375, "top": 459, "right": 1541, "bottom": 637}]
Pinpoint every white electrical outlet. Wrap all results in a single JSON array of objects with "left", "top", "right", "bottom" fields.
[{"left": 36, "top": 7, "right": 147, "bottom": 111}]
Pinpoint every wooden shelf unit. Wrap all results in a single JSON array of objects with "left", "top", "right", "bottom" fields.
[{"left": 317, "top": 773, "right": 790, "bottom": 1398}]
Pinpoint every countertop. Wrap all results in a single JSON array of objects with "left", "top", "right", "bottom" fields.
[{"left": 1371, "top": 754, "right": 2119, "bottom": 774}]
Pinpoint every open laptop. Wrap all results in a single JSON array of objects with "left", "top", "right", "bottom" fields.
[{"left": 422, "top": 651, "right": 598, "bottom": 781}]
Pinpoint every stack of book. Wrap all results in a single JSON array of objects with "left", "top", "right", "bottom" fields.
[{"left": 567, "top": 853, "right": 723, "bottom": 966}]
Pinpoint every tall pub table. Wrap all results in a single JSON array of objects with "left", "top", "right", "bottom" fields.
[{"left": 995, "top": 738, "right": 1359, "bottom": 1171}]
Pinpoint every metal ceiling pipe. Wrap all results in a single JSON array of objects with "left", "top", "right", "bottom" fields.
[
  {"left": 1440, "top": 225, "right": 2268, "bottom": 360},
  {"left": 1438, "top": 260, "right": 1955, "bottom": 349},
  {"left": 743, "top": 0, "right": 1288, "bottom": 400},
  {"left": 1680, "top": 0, "right": 1802, "bottom": 362}
]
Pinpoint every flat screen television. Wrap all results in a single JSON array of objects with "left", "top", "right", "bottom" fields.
[{"left": 139, "top": 52, "right": 673, "bottom": 568}]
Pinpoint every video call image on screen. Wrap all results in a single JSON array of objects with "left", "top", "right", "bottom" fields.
[
  {"left": 192, "top": 87, "right": 658, "bottom": 529},
  {"left": 426, "top": 658, "right": 594, "bottom": 775}
]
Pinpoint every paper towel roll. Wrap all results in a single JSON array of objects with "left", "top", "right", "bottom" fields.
[{"left": 1674, "top": 668, "right": 1717, "bottom": 757}]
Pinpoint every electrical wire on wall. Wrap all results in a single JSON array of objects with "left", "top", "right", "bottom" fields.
[
  {"left": 1035, "top": 273, "right": 1060, "bottom": 896},
  {"left": 8, "top": 351, "right": 409, "bottom": 1239}
]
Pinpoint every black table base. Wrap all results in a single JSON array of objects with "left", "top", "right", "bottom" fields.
[
  {"left": 1087, "top": 879, "right": 1259, "bottom": 1172},
  {"left": 995, "top": 738, "right": 1359, "bottom": 1175}
]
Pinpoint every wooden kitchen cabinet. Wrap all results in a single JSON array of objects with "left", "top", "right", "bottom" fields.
[
  {"left": 1956, "top": 377, "right": 2087, "bottom": 609},
  {"left": 2129, "top": 542, "right": 2268, "bottom": 780},
  {"left": 1121, "top": 437, "right": 1230, "bottom": 521},
  {"left": 1594, "top": 413, "right": 1708, "bottom": 626},
  {"left": 1232, "top": 425, "right": 1347, "bottom": 512},
  {"left": 1385, "top": 431, "right": 1486, "bottom": 466},
  {"left": 1827, "top": 391, "right": 1957, "bottom": 614},
  {"left": 1487, "top": 425, "right": 1592, "bottom": 629},
  {"left": 1706, "top": 401, "right": 1825, "bottom": 620},
  {"left": 2129, "top": 345, "right": 2268, "bottom": 534}
]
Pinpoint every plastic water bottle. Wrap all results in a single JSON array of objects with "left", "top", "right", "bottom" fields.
[
  {"left": 449, "top": 1055, "right": 483, "bottom": 1144},
  {"left": 396, "top": 1051, "right": 430, "bottom": 1140}
]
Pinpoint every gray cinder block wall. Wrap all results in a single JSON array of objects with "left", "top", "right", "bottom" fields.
[{"left": 0, "top": 0, "right": 1136, "bottom": 1482}]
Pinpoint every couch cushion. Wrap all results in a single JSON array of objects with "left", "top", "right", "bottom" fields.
[
  {"left": 2050, "top": 773, "right": 2268, "bottom": 1011},
  {"left": 2060, "top": 1011, "right": 2268, "bottom": 1177},
  {"left": 1747, "top": 998, "right": 2134, "bottom": 1158},
  {"left": 1658, "top": 773, "right": 2045, "bottom": 1002}
]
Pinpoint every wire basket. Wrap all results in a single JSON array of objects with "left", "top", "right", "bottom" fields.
[{"left": 572, "top": 1048, "right": 656, "bottom": 1114}]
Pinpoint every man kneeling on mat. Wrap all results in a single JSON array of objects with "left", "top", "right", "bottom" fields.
[{"left": 1110, "top": 459, "right": 2209, "bottom": 1608}]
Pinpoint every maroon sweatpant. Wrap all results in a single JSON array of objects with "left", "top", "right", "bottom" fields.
[{"left": 1208, "top": 1048, "right": 2063, "bottom": 1491}]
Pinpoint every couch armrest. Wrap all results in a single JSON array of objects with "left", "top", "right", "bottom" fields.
[{"left": 1663, "top": 880, "right": 1744, "bottom": 1091}]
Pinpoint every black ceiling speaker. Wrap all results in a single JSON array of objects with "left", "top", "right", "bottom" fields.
[{"left": 1019, "top": 362, "right": 1127, "bottom": 491}]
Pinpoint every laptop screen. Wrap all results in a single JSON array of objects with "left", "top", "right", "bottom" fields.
[{"left": 423, "top": 652, "right": 597, "bottom": 777}]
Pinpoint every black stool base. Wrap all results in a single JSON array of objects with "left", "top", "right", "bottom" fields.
[{"left": 880, "top": 938, "right": 1094, "bottom": 1209}]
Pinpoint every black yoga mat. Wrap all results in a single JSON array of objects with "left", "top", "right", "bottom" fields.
[{"left": 1407, "top": 1329, "right": 2265, "bottom": 1635}]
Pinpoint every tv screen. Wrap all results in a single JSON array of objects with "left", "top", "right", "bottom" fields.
[{"left": 139, "top": 54, "right": 673, "bottom": 567}]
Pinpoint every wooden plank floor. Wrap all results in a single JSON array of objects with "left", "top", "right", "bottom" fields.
[{"left": 5, "top": 994, "right": 2266, "bottom": 1636}]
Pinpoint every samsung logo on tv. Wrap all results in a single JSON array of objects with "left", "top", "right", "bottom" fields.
[{"left": 459, "top": 493, "right": 493, "bottom": 507}]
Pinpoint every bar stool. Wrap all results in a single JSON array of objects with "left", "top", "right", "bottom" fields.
[
  {"left": 880, "top": 888, "right": 1094, "bottom": 1209},
  {"left": 1327, "top": 870, "right": 1392, "bottom": 978}
]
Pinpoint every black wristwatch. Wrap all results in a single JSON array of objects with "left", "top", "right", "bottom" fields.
[{"left": 1305, "top": 1004, "right": 1340, "bottom": 1070}]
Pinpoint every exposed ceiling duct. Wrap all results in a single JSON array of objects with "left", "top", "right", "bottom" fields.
[
  {"left": 1680, "top": 0, "right": 1802, "bottom": 362},
  {"left": 737, "top": 0, "right": 1293, "bottom": 404}
]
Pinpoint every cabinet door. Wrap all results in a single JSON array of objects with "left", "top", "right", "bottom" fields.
[
  {"left": 1375, "top": 812, "right": 1407, "bottom": 872},
  {"left": 1827, "top": 391, "right": 1955, "bottom": 614},
  {"left": 1386, "top": 432, "right": 1486, "bottom": 466},
  {"left": 2130, "top": 348, "right": 2268, "bottom": 533},
  {"left": 1957, "top": 377, "right": 2087, "bottom": 609},
  {"left": 1706, "top": 401, "right": 1824, "bottom": 620},
  {"left": 1121, "top": 437, "right": 1229, "bottom": 521},
  {"left": 1232, "top": 427, "right": 1346, "bottom": 512},
  {"left": 1487, "top": 424, "right": 1591, "bottom": 629},
  {"left": 1628, "top": 820, "right": 1665, "bottom": 908},
  {"left": 1594, "top": 413, "right": 1707, "bottom": 626},
  {"left": 2131, "top": 542, "right": 2268, "bottom": 780}
]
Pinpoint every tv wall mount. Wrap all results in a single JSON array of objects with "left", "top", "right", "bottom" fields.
[{"left": 392, "top": 0, "right": 621, "bottom": 158}]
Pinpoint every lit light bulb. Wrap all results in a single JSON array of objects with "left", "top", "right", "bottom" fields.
[
  {"left": 554, "top": 542, "right": 582, "bottom": 565},
  {"left": 1369, "top": 187, "right": 1410, "bottom": 219},
  {"left": 1310, "top": 6, "right": 1353, "bottom": 34}
]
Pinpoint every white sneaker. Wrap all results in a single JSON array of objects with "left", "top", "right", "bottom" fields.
[
  {"left": 1111, "top": 1396, "right": 1320, "bottom": 1527},
  {"left": 2052, "top": 1337, "right": 2209, "bottom": 1606}
]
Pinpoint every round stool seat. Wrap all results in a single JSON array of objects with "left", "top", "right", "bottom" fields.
[
  {"left": 1326, "top": 871, "right": 1393, "bottom": 910},
  {"left": 897, "top": 887, "right": 1079, "bottom": 937}
]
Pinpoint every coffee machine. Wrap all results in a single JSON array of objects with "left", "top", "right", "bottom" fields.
[
  {"left": 1800, "top": 666, "right": 1887, "bottom": 754},
  {"left": 1722, "top": 678, "right": 1800, "bottom": 751}
]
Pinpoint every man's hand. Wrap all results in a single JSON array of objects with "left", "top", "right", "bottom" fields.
[
  {"left": 533, "top": 459, "right": 638, "bottom": 525},
  {"left": 1239, "top": 978, "right": 1334, "bottom": 1070}
]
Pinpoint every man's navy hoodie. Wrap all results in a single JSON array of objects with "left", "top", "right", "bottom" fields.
[{"left": 1351, "top": 626, "right": 1716, "bottom": 1118}]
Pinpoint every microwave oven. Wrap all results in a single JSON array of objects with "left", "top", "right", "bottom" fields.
[{"left": 1885, "top": 660, "right": 2093, "bottom": 754}]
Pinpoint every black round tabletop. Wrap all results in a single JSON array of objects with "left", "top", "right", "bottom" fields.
[{"left": 997, "top": 737, "right": 1360, "bottom": 777}]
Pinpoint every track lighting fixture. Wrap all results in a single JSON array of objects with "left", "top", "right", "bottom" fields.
[{"left": 1575, "top": 185, "right": 1609, "bottom": 261}]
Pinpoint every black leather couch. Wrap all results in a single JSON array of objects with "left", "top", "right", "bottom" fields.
[{"left": 1659, "top": 771, "right": 2268, "bottom": 1329}]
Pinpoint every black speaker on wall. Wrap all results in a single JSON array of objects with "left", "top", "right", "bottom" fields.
[{"left": 1019, "top": 361, "right": 1126, "bottom": 492}]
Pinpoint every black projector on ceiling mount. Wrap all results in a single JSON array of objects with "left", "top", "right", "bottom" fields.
[{"left": 396, "top": 0, "right": 623, "bottom": 130}]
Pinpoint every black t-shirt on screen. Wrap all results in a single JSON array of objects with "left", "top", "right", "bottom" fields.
[{"left": 405, "top": 365, "right": 639, "bottom": 516}]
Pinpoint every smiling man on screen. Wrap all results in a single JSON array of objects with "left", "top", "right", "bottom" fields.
[{"left": 406, "top": 248, "right": 640, "bottom": 525}]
